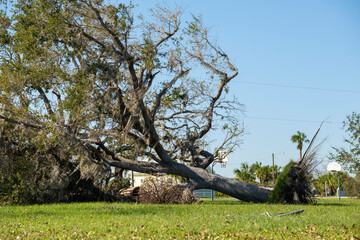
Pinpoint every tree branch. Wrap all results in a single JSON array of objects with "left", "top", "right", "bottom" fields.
[
  {"left": 150, "top": 69, "right": 187, "bottom": 120},
  {"left": 0, "top": 114, "right": 43, "bottom": 129},
  {"left": 36, "top": 87, "right": 53, "bottom": 115}
]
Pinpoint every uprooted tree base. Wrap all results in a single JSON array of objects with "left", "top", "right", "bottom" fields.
[
  {"left": 268, "top": 126, "right": 323, "bottom": 204},
  {"left": 268, "top": 161, "right": 315, "bottom": 204}
]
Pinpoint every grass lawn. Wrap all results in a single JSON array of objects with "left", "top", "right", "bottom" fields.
[{"left": 0, "top": 198, "right": 359, "bottom": 239}]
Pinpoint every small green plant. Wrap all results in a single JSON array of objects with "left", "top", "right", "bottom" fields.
[
  {"left": 0, "top": 173, "right": 37, "bottom": 205},
  {"left": 106, "top": 178, "right": 131, "bottom": 194},
  {"left": 215, "top": 191, "right": 231, "bottom": 198}
]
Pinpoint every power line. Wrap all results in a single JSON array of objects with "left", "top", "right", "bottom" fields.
[
  {"left": 232, "top": 81, "right": 360, "bottom": 94},
  {"left": 157, "top": 72, "right": 360, "bottom": 94},
  {"left": 243, "top": 116, "right": 342, "bottom": 124}
]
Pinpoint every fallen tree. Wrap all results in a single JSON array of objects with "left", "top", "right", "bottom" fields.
[{"left": 0, "top": 0, "right": 313, "bottom": 203}]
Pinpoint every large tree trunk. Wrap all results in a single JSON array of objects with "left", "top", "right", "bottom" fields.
[
  {"left": 194, "top": 174, "right": 271, "bottom": 203},
  {"left": 170, "top": 163, "right": 272, "bottom": 203},
  {"left": 107, "top": 159, "right": 272, "bottom": 203}
]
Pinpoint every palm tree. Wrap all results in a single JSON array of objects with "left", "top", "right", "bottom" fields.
[
  {"left": 256, "top": 166, "right": 272, "bottom": 184},
  {"left": 313, "top": 173, "right": 340, "bottom": 195},
  {"left": 291, "top": 131, "right": 310, "bottom": 161},
  {"left": 250, "top": 161, "right": 262, "bottom": 174},
  {"left": 234, "top": 163, "right": 256, "bottom": 183}
]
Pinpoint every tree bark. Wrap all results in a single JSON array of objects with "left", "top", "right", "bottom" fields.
[
  {"left": 106, "top": 158, "right": 271, "bottom": 203},
  {"left": 169, "top": 162, "right": 272, "bottom": 203}
]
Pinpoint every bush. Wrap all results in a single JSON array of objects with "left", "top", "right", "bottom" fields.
[
  {"left": 342, "top": 173, "right": 360, "bottom": 197},
  {"left": 139, "top": 176, "right": 197, "bottom": 204},
  {"left": 107, "top": 178, "right": 131, "bottom": 195},
  {"left": 0, "top": 173, "right": 37, "bottom": 205},
  {"left": 215, "top": 191, "right": 231, "bottom": 198}
]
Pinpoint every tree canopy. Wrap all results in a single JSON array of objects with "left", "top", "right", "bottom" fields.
[
  {"left": 329, "top": 112, "right": 360, "bottom": 174},
  {"left": 0, "top": 0, "right": 318, "bottom": 204},
  {"left": 0, "top": 0, "right": 275, "bottom": 203}
]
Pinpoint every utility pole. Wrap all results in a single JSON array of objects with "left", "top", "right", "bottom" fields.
[
  {"left": 337, "top": 171, "right": 341, "bottom": 201},
  {"left": 272, "top": 153, "right": 275, "bottom": 184},
  {"left": 325, "top": 181, "right": 328, "bottom": 197},
  {"left": 211, "top": 162, "right": 215, "bottom": 201}
]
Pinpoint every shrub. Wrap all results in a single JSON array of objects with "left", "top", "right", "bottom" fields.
[
  {"left": 139, "top": 176, "right": 196, "bottom": 204},
  {"left": 107, "top": 178, "right": 131, "bottom": 195},
  {"left": 342, "top": 173, "right": 360, "bottom": 197},
  {"left": 215, "top": 191, "right": 231, "bottom": 198},
  {"left": 0, "top": 173, "right": 37, "bottom": 205}
]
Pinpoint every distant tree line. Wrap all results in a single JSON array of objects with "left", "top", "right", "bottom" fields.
[
  {"left": 233, "top": 162, "right": 281, "bottom": 185},
  {"left": 313, "top": 171, "right": 360, "bottom": 197}
]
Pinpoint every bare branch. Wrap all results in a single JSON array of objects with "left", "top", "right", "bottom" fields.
[{"left": 150, "top": 69, "right": 188, "bottom": 120}]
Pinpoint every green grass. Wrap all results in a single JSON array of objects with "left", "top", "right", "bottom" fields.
[{"left": 0, "top": 198, "right": 359, "bottom": 239}]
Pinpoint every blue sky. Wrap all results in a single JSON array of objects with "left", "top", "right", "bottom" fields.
[{"left": 126, "top": 0, "right": 360, "bottom": 177}]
